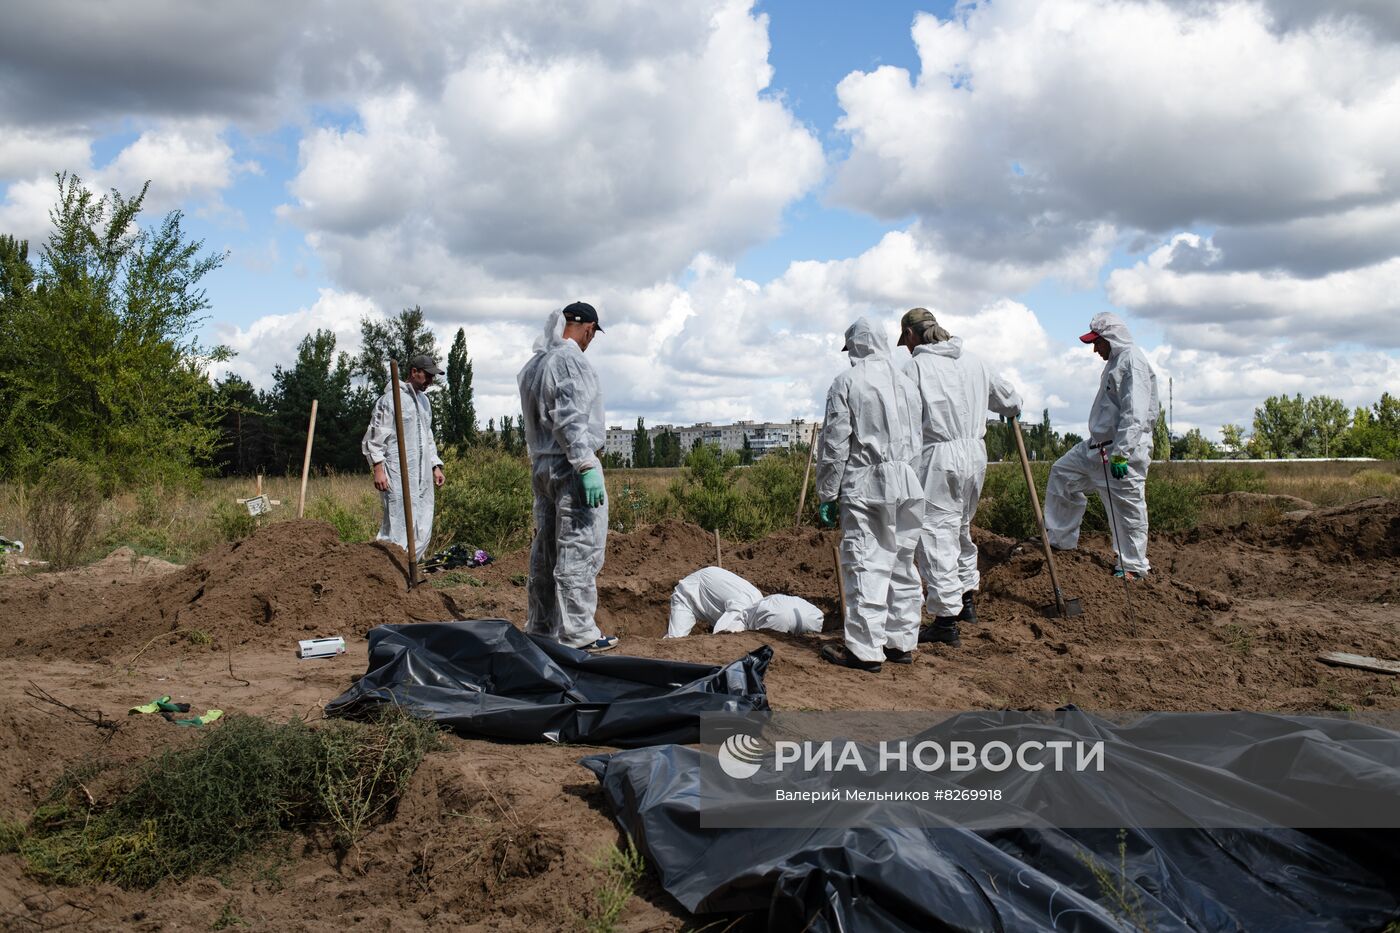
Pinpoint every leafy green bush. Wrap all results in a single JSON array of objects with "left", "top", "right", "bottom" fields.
[
  {"left": 211, "top": 499, "right": 256, "bottom": 542},
  {"left": 28, "top": 458, "right": 103, "bottom": 569},
  {"left": 1195, "top": 466, "right": 1266, "bottom": 495},
  {"left": 1144, "top": 473, "right": 1200, "bottom": 532},
  {"left": 434, "top": 448, "right": 534, "bottom": 553},
  {"left": 14, "top": 712, "right": 439, "bottom": 888},
  {"left": 307, "top": 494, "right": 377, "bottom": 542},
  {"left": 669, "top": 445, "right": 771, "bottom": 540}
]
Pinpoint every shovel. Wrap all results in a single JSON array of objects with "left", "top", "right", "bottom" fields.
[{"left": 1011, "top": 420, "right": 1082, "bottom": 619}]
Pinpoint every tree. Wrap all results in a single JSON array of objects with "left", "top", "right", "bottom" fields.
[
  {"left": 482, "top": 417, "right": 498, "bottom": 449},
  {"left": 631, "top": 417, "right": 652, "bottom": 468},
  {"left": 499, "top": 415, "right": 515, "bottom": 455},
  {"left": 739, "top": 434, "right": 754, "bottom": 465},
  {"left": 443, "top": 327, "right": 477, "bottom": 447},
  {"left": 1338, "top": 394, "right": 1400, "bottom": 459},
  {"left": 1251, "top": 394, "right": 1307, "bottom": 458},
  {"left": 0, "top": 174, "right": 228, "bottom": 484},
  {"left": 209, "top": 375, "right": 271, "bottom": 476},
  {"left": 1171, "top": 428, "right": 1217, "bottom": 460},
  {"left": 1219, "top": 423, "right": 1247, "bottom": 457},
  {"left": 1304, "top": 395, "right": 1350, "bottom": 458},
  {"left": 356, "top": 306, "right": 439, "bottom": 395},
  {"left": 653, "top": 429, "right": 682, "bottom": 467},
  {"left": 1152, "top": 410, "right": 1171, "bottom": 461},
  {"left": 266, "top": 329, "right": 371, "bottom": 473}
]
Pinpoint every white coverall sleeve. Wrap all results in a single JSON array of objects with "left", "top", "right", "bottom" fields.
[
  {"left": 1111, "top": 361, "right": 1152, "bottom": 458},
  {"left": 361, "top": 393, "right": 394, "bottom": 467},
  {"left": 987, "top": 370, "right": 1022, "bottom": 419},
  {"left": 544, "top": 359, "right": 602, "bottom": 473},
  {"left": 815, "top": 379, "right": 851, "bottom": 503}
]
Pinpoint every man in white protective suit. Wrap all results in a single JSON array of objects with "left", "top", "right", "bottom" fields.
[
  {"left": 897, "top": 308, "right": 1021, "bottom": 648},
  {"left": 517, "top": 302, "right": 619, "bottom": 651},
  {"left": 363, "top": 354, "right": 445, "bottom": 561},
  {"left": 1044, "top": 312, "right": 1161, "bottom": 579},
  {"left": 665, "top": 566, "right": 825, "bottom": 638},
  {"left": 814, "top": 317, "right": 925, "bottom": 673}
]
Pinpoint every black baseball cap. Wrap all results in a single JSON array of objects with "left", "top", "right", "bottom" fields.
[
  {"left": 409, "top": 354, "right": 444, "bottom": 375},
  {"left": 562, "top": 301, "right": 604, "bottom": 332}
]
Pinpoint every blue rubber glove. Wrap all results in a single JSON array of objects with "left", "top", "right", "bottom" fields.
[
  {"left": 1109, "top": 455, "right": 1129, "bottom": 480},
  {"left": 581, "top": 469, "right": 605, "bottom": 507},
  {"left": 817, "top": 501, "right": 839, "bottom": 528}
]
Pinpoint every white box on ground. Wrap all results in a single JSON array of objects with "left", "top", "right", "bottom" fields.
[{"left": 298, "top": 636, "right": 346, "bottom": 660}]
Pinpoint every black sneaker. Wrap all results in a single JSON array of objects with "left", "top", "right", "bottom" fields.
[
  {"left": 958, "top": 591, "right": 978, "bottom": 624},
  {"left": 918, "top": 617, "right": 962, "bottom": 647},
  {"left": 819, "top": 643, "right": 882, "bottom": 673},
  {"left": 883, "top": 646, "right": 914, "bottom": 664}
]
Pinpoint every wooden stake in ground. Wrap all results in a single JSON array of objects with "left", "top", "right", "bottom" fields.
[
  {"left": 714, "top": 529, "right": 722, "bottom": 568},
  {"left": 390, "top": 360, "right": 419, "bottom": 589},
  {"left": 831, "top": 543, "right": 848, "bottom": 624},
  {"left": 297, "top": 399, "right": 319, "bottom": 518},
  {"left": 795, "top": 428, "right": 818, "bottom": 528},
  {"left": 1011, "top": 419, "right": 1082, "bottom": 619}
]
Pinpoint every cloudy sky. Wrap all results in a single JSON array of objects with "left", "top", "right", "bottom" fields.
[{"left": 2, "top": 0, "right": 1397, "bottom": 438}]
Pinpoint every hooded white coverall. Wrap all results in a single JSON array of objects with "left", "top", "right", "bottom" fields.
[
  {"left": 517, "top": 310, "right": 608, "bottom": 648},
  {"left": 907, "top": 338, "right": 1021, "bottom": 617},
  {"left": 666, "top": 567, "right": 824, "bottom": 637},
  {"left": 363, "top": 380, "right": 442, "bottom": 561},
  {"left": 1044, "top": 312, "right": 1161, "bottom": 574},
  {"left": 816, "top": 318, "right": 925, "bottom": 663}
]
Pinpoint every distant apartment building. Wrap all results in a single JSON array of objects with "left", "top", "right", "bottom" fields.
[{"left": 604, "top": 419, "right": 821, "bottom": 463}]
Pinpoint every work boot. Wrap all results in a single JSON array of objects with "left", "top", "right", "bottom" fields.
[
  {"left": 819, "top": 643, "right": 882, "bottom": 673},
  {"left": 918, "top": 617, "right": 961, "bottom": 647},
  {"left": 958, "top": 591, "right": 978, "bottom": 624},
  {"left": 883, "top": 646, "right": 914, "bottom": 664}
]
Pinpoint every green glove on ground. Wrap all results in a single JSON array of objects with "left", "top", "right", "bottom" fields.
[
  {"left": 1110, "top": 455, "right": 1129, "bottom": 480},
  {"left": 581, "top": 469, "right": 605, "bottom": 508},
  {"left": 817, "top": 502, "right": 839, "bottom": 528}
]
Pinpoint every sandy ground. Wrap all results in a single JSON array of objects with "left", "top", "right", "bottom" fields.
[{"left": 0, "top": 501, "right": 1396, "bottom": 930}]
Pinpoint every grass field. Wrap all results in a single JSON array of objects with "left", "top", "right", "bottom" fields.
[{"left": 1, "top": 458, "right": 1396, "bottom": 568}]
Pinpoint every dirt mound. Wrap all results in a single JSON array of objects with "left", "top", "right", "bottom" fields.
[
  {"left": 1162, "top": 497, "right": 1400, "bottom": 601},
  {"left": 1201, "top": 490, "right": 1317, "bottom": 512},
  {"left": 6, "top": 521, "right": 461, "bottom": 661}
]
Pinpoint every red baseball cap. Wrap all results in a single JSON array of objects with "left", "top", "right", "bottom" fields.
[{"left": 1079, "top": 330, "right": 1100, "bottom": 343}]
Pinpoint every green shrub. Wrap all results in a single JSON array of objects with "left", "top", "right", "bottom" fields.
[
  {"left": 28, "top": 458, "right": 103, "bottom": 569},
  {"left": 307, "top": 495, "right": 377, "bottom": 542},
  {"left": 1144, "top": 473, "right": 1200, "bottom": 532},
  {"left": 669, "top": 445, "right": 772, "bottom": 541},
  {"left": 211, "top": 499, "right": 256, "bottom": 542},
  {"left": 14, "top": 712, "right": 439, "bottom": 888},
  {"left": 434, "top": 448, "right": 534, "bottom": 553},
  {"left": 1196, "top": 466, "right": 1266, "bottom": 495}
]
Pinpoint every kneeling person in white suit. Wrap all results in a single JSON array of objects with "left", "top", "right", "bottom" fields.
[{"left": 666, "top": 567, "right": 823, "bottom": 637}]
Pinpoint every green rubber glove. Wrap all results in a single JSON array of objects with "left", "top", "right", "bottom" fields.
[
  {"left": 1110, "top": 455, "right": 1129, "bottom": 480},
  {"left": 817, "top": 501, "right": 839, "bottom": 528},
  {"left": 581, "top": 468, "right": 605, "bottom": 508}
]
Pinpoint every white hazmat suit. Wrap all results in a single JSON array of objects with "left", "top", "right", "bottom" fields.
[
  {"left": 816, "top": 318, "right": 925, "bottom": 663},
  {"left": 666, "top": 567, "right": 824, "bottom": 637},
  {"left": 363, "top": 380, "right": 442, "bottom": 561},
  {"left": 907, "top": 337, "right": 1021, "bottom": 618},
  {"left": 517, "top": 310, "right": 609, "bottom": 648},
  {"left": 1044, "top": 312, "right": 1161, "bottom": 574}
]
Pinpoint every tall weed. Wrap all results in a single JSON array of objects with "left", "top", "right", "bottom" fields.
[{"left": 28, "top": 459, "right": 103, "bottom": 568}]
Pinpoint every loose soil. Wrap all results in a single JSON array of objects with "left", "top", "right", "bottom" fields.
[{"left": 1, "top": 499, "right": 1397, "bottom": 930}]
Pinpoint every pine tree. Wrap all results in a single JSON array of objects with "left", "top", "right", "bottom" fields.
[
  {"left": 632, "top": 417, "right": 652, "bottom": 468},
  {"left": 356, "top": 306, "right": 439, "bottom": 395},
  {"left": 444, "top": 327, "right": 477, "bottom": 446}
]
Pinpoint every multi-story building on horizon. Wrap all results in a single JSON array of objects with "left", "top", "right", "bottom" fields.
[{"left": 603, "top": 419, "right": 820, "bottom": 463}]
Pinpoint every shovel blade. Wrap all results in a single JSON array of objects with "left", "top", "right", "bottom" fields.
[{"left": 1040, "top": 597, "right": 1084, "bottom": 619}]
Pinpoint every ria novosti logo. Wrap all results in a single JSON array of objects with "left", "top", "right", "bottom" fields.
[{"left": 717, "top": 732, "right": 768, "bottom": 779}]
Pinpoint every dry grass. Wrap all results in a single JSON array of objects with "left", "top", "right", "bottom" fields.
[{"left": 0, "top": 459, "right": 1394, "bottom": 569}]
